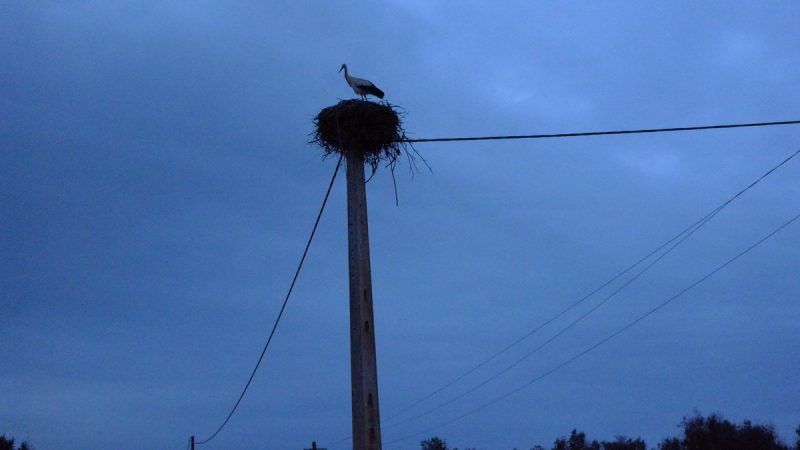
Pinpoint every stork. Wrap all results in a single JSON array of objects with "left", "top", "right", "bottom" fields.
[{"left": 340, "top": 64, "right": 384, "bottom": 101}]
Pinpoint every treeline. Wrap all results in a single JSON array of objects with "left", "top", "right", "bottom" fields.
[
  {"left": 0, "top": 435, "right": 34, "bottom": 450},
  {"left": 421, "top": 413, "right": 800, "bottom": 450}
]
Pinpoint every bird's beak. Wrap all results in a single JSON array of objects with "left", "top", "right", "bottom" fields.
[{"left": 339, "top": 66, "right": 344, "bottom": 73}]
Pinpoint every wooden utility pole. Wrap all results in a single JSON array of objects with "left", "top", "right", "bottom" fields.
[
  {"left": 345, "top": 151, "right": 382, "bottom": 450},
  {"left": 305, "top": 442, "right": 327, "bottom": 450}
]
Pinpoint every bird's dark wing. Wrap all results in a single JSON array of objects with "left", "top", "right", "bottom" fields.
[{"left": 363, "top": 85, "right": 384, "bottom": 99}]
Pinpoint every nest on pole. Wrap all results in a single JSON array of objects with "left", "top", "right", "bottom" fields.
[{"left": 311, "top": 99, "right": 423, "bottom": 174}]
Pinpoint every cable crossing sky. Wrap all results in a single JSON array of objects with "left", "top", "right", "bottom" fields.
[
  {"left": 193, "top": 155, "right": 344, "bottom": 445},
  {"left": 402, "top": 120, "right": 800, "bottom": 143},
  {"left": 323, "top": 146, "right": 800, "bottom": 448},
  {"left": 194, "top": 121, "right": 800, "bottom": 448},
  {"left": 381, "top": 208, "right": 800, "bottom": 446},
  {"left": 383, "top": 147, "right": 800, "bottom": 428}
]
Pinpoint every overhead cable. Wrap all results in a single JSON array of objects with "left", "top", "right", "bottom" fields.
[
  {"left": 402, "top": 120, "right": 800, "bottom": 143},
  {"left": 195, "top": 154, "right": 344, "bottom": 445},
  {"left": 384, "top": 209, "right": 800, "bottom": 445},
  {"left": 380, "top": 147, "right": 800, "bottom": 428},
  {"left": 325, "top": 148, "right": 800, "bottom": 449}
]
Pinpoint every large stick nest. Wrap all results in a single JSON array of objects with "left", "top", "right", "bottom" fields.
[{"left": 311, "top": 99, "right": 423, "bottom": 173}]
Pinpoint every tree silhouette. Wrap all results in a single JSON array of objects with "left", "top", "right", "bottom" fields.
[
  {"left": 421, "top": 436, "right": 449, "bottom": 450},
  {"left": 657, "top": 413, "right": 789, "bottom": 450},
  {"left": 553, "top": 430, "right": 601, "bottom": 450},
  {"left": 418, "top": 414, "right": 800, "bottom": 450},
  {"left": 795, "top": 425, "right": 800, "bottom": 450},
  {"left": 602, "top": 436, "right": 647, "bottom": 450},
  {"left": 0, "top": 435, "right": 34, "bottom": 450}
]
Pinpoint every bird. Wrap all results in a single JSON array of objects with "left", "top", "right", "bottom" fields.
[{"left": 339, "top": 64, "right": 384, "bottom": 101}]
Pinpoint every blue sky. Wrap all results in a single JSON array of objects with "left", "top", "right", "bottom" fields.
[{"left": 2, "top": 2, "right": 799, "bottom": 449}]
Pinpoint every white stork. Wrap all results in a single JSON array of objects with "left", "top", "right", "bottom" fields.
[{"left": 340, "top": 64, "right": 384, "bottom": 101}]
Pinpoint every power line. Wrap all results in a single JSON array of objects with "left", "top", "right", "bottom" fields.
[
  {"left": 383, "top": 213, "right": 711, "bottom": 431},
  {"left": 402, "top": 120, "right": 800, "bottom": 143},
  {"left": 324, "top": 147, "right": 800, "bottom": 448},
  {"left": 384, "top": 209, "right": 800, "bottom": 446},
  {"left": 194, "top": 154, "right": 344, "bottom": 445},
  {"left": 184, "top": 118, "right": 797, "bottom": 446},
  {"left": 376, "top": 147, "right": 800, "bottom": 430}
]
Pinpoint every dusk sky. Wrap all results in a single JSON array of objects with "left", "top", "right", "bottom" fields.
[{"left": 2, "top": 2, "right": 799, "bottom": 449}]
